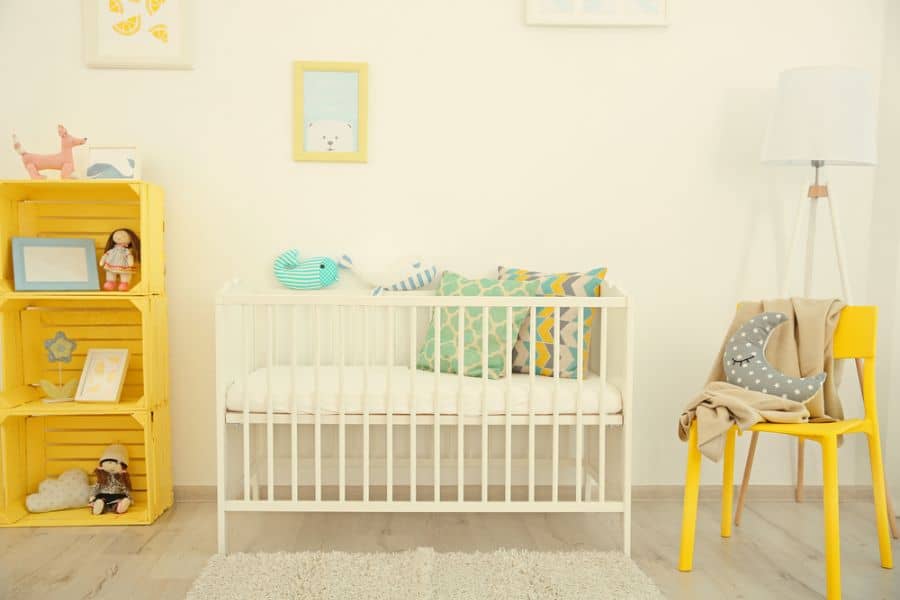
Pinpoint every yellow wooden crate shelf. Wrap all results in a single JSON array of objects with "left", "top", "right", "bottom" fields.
[
  {"left": 0, "top": 412, "right": 173, "bottom": 527},
  {"left": 0, "top": 180, "right": 171, "bottom": 528},
  {"left": 0, "top": 180, "right": 165, "bottom": 295},
  {"left": 0, "top": 296, "right": 169, "bottom": 412}
]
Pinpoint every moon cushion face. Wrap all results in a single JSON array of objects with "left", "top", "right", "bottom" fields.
[{"left": 722, "top": 312, "right": 826, "bottom": 402}]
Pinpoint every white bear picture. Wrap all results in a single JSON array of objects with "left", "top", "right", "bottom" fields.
[{"left": 306, "top": 120, "right": 354, "bottom": 152}]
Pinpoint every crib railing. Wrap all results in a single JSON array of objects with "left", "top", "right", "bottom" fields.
[{"left": 215, "top": 283, "right": 633, "bottom": 554}]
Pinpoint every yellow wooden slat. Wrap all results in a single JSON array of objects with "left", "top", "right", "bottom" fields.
[
  {"left": 47, "top": 459, "right": 146, "bottom": 476},
  {"left": 44, "top": 430, "right": 145, "bottom": 444},
  {"left": 34, "top": 217, "right": 140, "bottom": 233},
  {"left": 38, "top": 369, "right": 144, "bottom": 386},
  {"left": 28, "top": 201, "right": 139, "bottom": 219},
  {"left": 38, "top": 312, "right": 142, "bottom": 326},
  {"left": 44, "top": 444, "right": 146, "bottom": 460},
  {"left": 44, "top": 415, "right": 141, "bottom": 429}
]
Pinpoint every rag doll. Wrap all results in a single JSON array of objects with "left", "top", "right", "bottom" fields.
[
  {"left": 99, "top": 228, "right": 140, "bottom": 291},
  {"left": 89, "top": 444, "right": 132, "bottom": 515}
]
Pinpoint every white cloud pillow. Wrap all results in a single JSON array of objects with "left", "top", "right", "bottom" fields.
[{"left": 26, "top": 469, "right": 91, "bottom": 513}]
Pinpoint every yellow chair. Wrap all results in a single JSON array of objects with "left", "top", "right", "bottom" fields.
[{"left": 677, "top": 306, "right": 893, "bottom": 600}]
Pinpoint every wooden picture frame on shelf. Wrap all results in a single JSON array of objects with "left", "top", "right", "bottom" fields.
[
  {"left": 75, "top": 349, "right": 130, "bottom": 403},
  {"left": 11, "top": 237, "right": 101, "bottom": 292}
]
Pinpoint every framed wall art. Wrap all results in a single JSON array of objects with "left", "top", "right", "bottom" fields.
[
  {"left": 293, "top": 61, "right": 369, "bottom": 163},
  {"left": 526, "top": 0, "right": 668, "bottom": 27},
  {"left": 82, "top": 0, "right": 193, "bottom": 69}
]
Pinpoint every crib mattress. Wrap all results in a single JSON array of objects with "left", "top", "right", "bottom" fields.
[{"left": 225, "top": 366, "right": 623, "bottom": 416}]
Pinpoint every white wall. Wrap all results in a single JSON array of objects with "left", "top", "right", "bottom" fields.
[
  {"left": 0, "top": 1, "right": 892, "bottom": 488},
  {"left": 871, "top": 2, "right": 900, "bottom": 500}
]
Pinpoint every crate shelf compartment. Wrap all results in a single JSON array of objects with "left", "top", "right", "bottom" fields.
[
  {"left": 0, "top": 180, "right": 165, "bottom": 295},
  {"left": 0, "top": 296, "right": 168, "bottom": 412},
  {"left": 0, "top": 413, "right": 172, "bottom": 527}
]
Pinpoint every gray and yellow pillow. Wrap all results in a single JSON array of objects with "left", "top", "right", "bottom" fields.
[
  {"left": 417, "top": 271, "right": 541, "bottom": 379},
  {"left": 498, "top": 266, "right": 607, "bottom": 379}
]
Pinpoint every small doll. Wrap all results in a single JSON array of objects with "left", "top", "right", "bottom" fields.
[
  {"left": 89, "top": 444, "right": 132, "bottom": 515},
  {"left": 99, "top": 228, "right": 140, "bottom": 291}
]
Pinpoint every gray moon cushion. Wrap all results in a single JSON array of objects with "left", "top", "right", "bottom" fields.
[{"left": 722, "top": 311, "right": 825, "bottom": 402}]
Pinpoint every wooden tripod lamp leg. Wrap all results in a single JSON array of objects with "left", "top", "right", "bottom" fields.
[{"left": 734, "top": 431, "right": 759, "bottom": 526}]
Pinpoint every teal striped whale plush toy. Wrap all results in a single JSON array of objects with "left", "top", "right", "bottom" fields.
[{"left": 273, "top": 249, "right": 340, "bottom": 290}]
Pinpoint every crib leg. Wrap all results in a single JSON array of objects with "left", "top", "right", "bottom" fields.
[{"left": 217, "top": 506, "right": 227, "bottom": 554}]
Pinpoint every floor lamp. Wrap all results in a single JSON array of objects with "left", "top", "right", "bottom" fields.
[{"left": 733, "top": 66, "right": 898, "bottom": 537}]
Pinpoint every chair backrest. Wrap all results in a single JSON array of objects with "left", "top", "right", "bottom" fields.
[{"left": 833, "top": 306, "right": 877, "bottom": 360}]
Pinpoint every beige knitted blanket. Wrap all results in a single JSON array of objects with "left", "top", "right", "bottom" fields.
[{"left": 678, "top": 298, "right": 844, "bottom": 461}]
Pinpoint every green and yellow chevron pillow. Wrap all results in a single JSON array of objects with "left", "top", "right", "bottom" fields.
[
  {"left": 417, "top": 271, "right": 541, "bottom": 379},
  {"left": 498, "top": 266, "right": 607, "bottom": 379}
]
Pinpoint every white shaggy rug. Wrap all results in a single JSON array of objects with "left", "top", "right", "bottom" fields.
[{"left": 187, "top": 548, "right": 664, "bottom": 599}]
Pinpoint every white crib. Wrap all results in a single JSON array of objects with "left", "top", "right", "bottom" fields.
[{"left": 215, "top": 282, "right": 634, "bottom": 554}]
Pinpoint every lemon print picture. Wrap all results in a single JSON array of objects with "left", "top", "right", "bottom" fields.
[{"left": 109, "top": 0, "right": 169, "bottom": 43}]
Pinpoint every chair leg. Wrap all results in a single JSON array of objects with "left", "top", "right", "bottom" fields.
[
  {"left": 734, "top": 431, "right": 759, "bottom": 526},
  {"left": 796, "top": 438, "right": 805, "bottom": 502},
  {"left": 854, "top": 358, "right": 900, "bottom": 541},
  {"left": 679, "top": 421, "right": 703, "bottom": 572},
  {"left": 721, "top": 427, "right": 736, "bottom": 538},
  {"left": 866, "top": 429, "right": 894, "bottom": 569},
  {"left": 821, "top": 436, "right": 842, "bottom": 599}
]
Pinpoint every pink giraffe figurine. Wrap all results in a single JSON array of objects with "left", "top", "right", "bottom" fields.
[{"left": 12, "top": 125, "right": 87, "bottom": 180}]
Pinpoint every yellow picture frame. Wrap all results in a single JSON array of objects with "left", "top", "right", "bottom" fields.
[{"left": 293, "top": 61, "right": 368, "bottom": 163}]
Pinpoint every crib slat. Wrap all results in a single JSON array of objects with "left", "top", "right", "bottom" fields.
[
  {"left": 575, "top": 306, "right": 584, "bottom": 503},
  {"left": 386, "top": 306, "right": 395, "bottom": 502},
  {"left": 598, "top": 307, "right": 608, "bottom": 503},
  {"left": 363, "top": 306, "right": 370, "bottom": 503},
  {"left": 433, "top": 308, "right": 441, "bottom": 502},
  {"left": 457, "top": 307, "right": 465, "bottom": 502},
  {"left": 339, "top": 306, "right": 346, "bottom": 502},
  {"left": 528, "top": 306, "right": 536, "bottom": 503},
  {"left": 291, "top": 305, "right": 299, "bottom": 502},
  {"left": 409, "top": 306, "right": 417, "bottom": 503},
  {"left": 242, "top": 306, "right": 251, "bottom": 502},
  {"left": 314, "top": 305, "right": 322, "bottom": 502},
  {"left": 505, "top": 306, "right": 513, "bottom": 503},
  {"left": 266, "top": 305, "right": 275, "bottom": 502},
  {"left": 552, "top": 306, "right": 560, "bottom": 504},
  {"left": 481, "top": 306, "right": 489, "bottom": 502}
]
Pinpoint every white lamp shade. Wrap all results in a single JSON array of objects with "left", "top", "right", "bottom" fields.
[{"left": 761, "top": 66, "right": 877, "bottom": 166}]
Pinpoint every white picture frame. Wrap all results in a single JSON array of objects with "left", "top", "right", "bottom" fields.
[
  {"left": 86, "top": 146, "right": 140, "bottom": 180},
  {"left": 75, "top": 349, "right": 130, "bottom": 403},
  {"left": 82, "top": 0, "right": 193, "bottom": 69},
  {"left": 526, "top": 0, "right": 668, "bottom": 27}
]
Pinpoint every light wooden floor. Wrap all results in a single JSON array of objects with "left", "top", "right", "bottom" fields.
[{"left": 0, "top": 499, "right": 896, "bottom": 599}]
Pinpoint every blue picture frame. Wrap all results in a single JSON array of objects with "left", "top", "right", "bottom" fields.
[{"left": 12, "top": 237, "right": 100, "bottom": 291}]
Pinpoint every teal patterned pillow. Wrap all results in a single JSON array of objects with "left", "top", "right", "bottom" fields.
[{"left": 417, "top": 271, "right": 541, "bottom": 379}]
